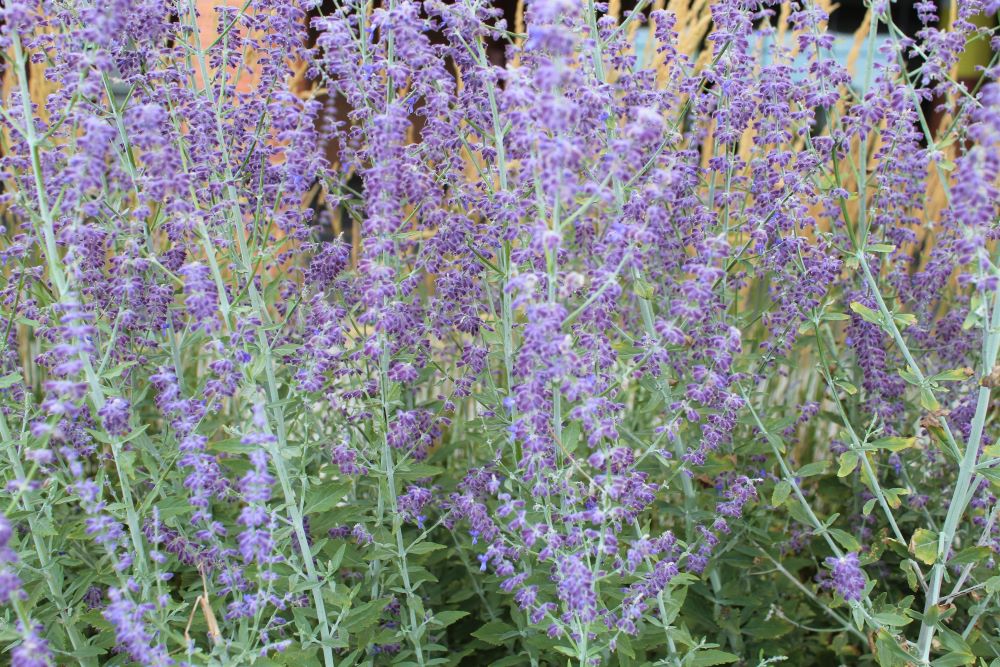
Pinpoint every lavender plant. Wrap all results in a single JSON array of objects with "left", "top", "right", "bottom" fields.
[{"left": 0, "top": 0, "right": 998, "bottom": 665}]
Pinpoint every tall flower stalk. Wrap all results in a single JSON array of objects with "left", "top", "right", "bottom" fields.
[{"left": 0, "top": 0, "right": 998, "bottom": 665}]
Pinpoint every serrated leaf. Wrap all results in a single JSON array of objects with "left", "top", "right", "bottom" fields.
[
  {"left": 617, "top": 631, "right": 636, "bottom": 659},
  {"left": 948, "top": 546, "right": 991, "bottom": 566},
  {"left": 771, "top": 480, "right": 792, "bottom": 506},
  {"left": 431, "top": 610, "right": 469, "bottom": 627},
  {"left": 407, "top": 541, "right": 446, "bottom": 555},
  {"left": 471, "top": 620, "right": 517, "bottom": 645},
  {"left": 741, "top": 617, "right": 793, "bottom": 639},
  {"left": 33, "top": 516, "right": 58, "bottom": 537},
  {"left": 101, "top": 361, "right": 137, "bottom": 381},
  {"left": 342, "top": 598, "right": 390, "bottom": 632},
  {"left": 304, "top": 482, "right": 352, "bottom": 515},
  {"left": 689, "top": 649, "right": 739, "bottom": 666},
  {"left": 910, "top": 528, "right": 938, "bottom": 565}
]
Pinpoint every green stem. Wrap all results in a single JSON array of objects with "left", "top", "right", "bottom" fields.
[
  {"left": 10, "top": 30, "right": 149, "bottom": 585},
  {"left": 0, "top": 412, "right": 94, "bottom": 665}
]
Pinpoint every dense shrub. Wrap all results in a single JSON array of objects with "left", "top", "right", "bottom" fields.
[{"left": 0, "top": 0, "right": 999, "bottom": 665}]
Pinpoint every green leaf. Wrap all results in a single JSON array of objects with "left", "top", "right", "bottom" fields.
[
  {"left": 101, "top": 361, "right": 137, "bottom": 381},
  {"left": 902, "top": 560, "right": 920, "bottom": 591},
  {"left": 931, "top": 653, "right": 976, "bottom": 667},
  {"left": 633, "top": 278, "right": 655, "bottom": 300},
  {"left": 407, "top": 541, "right": 447, "bottom": 555},
  {"left": 561, "top": 421, "right": 581, "bottom": 454},
  {"left": 910, "top": 528, "right": 939, "bottom": 565},
  {"left": 871, "top": 612, "right": 912, "bottom": 627},
  {"left": 69, "top": 645, "right": 108, "bottom": 658},
  {"left": 88, "top": 423, "right": 149, "bottom": 446},
  {"left": 787, "top": 501, "right": 814, "bottom": 527},
  {"left": 882, "top": 487, "right": 908, "bottom": 509},
  {"left": 852, "top": 605, "right": 865, "bottom": 631},
  {"left": 984, "top": 576, "right": 1000, "bottom": 595},
  {"left": 867, "top": 243, "right": 896, "bottom": 253},
  {"left": 930, "top": 368, "right": 974, "bottom": 383},
  {"left": 836, "top": 380, "right": 858, "bottom": 395},
  {"left": 874, "top": 630, "right": 915, "bottom": 667},
  {"left": 396, "top": 463, "right": 445, "bottom": 480},
  {"left": 616, "top": 631, "right": 636, "bottom": 660},
  {"left": 948, "top": 546, "right": 992, "bottom": 566},
  {"left": 978, "top": 468, "right": 1000, "bottom": 487},
  {"left": 893, "top": 312, "right": 917, "bottom": 328},
  {"left": 342, "top": 599, "right": 390, "bottom": 632},
  {"left": 828, "top": 528, "right": 861, "bottom": 552},
  {"left": 796, "top": 461, "right": 829, "bottom": 477},
  {"left": 471, "top": 620, "right": 517, "bottom": 646},
  {"left": 937, "top": 625, "right": 973, "bottom": 655},
  {"left": 863, "top": 498, "right": 877, "bottom": 516},
  {"left": 304, "top": 482, "right": 352, "bottom": 515},
  {"left": 33, "top": 516, "right": 58, "bottom": 537},
  {"left": 838, "top": 451, "right": 859, "bottom": 477},
  {"left": 869, "top": 436, "right": 916, "bottom": 452},
  {"left": 920, "top": 387, "right": 941, "bottom": 411},
  {"left": 741, "top": 617, "right": 793, "bottom": 639},
  {"left": 328, "top": 543, "right": 346, "bottom": 570},
  {"left": 822, "top": 312, "right": 851, "bottom": 321},
  {"left": 431, "top": 610, "right": 469, "bottom": 627},
  {"left": 689, "top": 649, "right": 739, "bottom": 666},
  {"left": 553, "top": 645, "right": 579, "bottom": 658},
  {"left": 0, "top": 372, "right": 22, "bottom": 389},
  {"left": 850, "top": 301, "right": 882, "bottom": 325},
  {"left": 771, "top": 480, "right": 792, "bottom": 507}
]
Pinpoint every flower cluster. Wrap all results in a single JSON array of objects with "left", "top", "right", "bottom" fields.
[{"left": 0, "top": 0, "right": 998, "bottom": 665}]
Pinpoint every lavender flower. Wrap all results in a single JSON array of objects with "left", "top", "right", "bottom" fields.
[
  {"left": 11, "top": 623, "right": 51, "bottom": 667},
  {"left": 824, "top": 553, "right": 867, "bottom": 602},
  {"left": 103, "top": 587, "right": 173, "bottom": 666}
]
